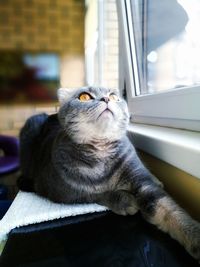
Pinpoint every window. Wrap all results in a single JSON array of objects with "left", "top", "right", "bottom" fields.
[
  {"left": 131, "top": 0, "right": 200, "bottom": 94},
  {"left": 117, "top": 0, "right": 200, "bottom": 132},
  {"left": 117, "top": 0, "right": 200, "bottom": 179}
]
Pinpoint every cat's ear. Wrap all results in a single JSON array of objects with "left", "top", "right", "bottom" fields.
[{"left": 57, "top": 88, "right": 74, "bottom": 105}]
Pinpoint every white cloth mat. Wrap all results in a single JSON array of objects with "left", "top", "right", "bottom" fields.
[{"left": 0, "top": 191, "right": 107, "bottom": 254}]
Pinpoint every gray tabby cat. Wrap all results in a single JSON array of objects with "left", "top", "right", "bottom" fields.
[{"left": 18, "top": 86, "right": 200, "bottom": 262}]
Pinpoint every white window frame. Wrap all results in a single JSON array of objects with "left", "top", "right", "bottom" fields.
[
  {"left": 117, "top": 0, "right": 200, "bottom": 179},
  {"left": 129, "top": 86, "right": 200, "bottom": 132}
]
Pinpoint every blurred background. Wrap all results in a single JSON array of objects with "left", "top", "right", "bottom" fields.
[
  {"left": 0, "top": 0, "right": 84, "bottom": 137},
  {"left": 0, "top": 0, "right": 118, "bottom": 137}
]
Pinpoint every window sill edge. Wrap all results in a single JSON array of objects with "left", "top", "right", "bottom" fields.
[{"left": 128, "top": 123, "right": 200, "bottom": 179}]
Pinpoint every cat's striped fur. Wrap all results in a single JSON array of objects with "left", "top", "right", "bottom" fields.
[{"left": 18, "top": 87, "right": 200, "bottom": 262}]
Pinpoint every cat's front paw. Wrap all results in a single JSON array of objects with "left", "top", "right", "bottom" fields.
[
  {"left": 187, "top": 241, "right": 200, "bottom": 263},
  {"left": 98, "top": 190, "right": 139, "bottom": 216},
  {"left": 187, "top": 240, "right": 200, "bottom": 263},
  {"left": 184, "top": 221, "right": 200, "bottom": 263},
  {"left": 110, "top": 191, "right": 139, "bottom": 216},
  {"left": 113, "top": 203, "right": 138, "bottom": 216}
]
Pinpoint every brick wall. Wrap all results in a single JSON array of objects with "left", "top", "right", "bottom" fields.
[
  {"left": 0, "top": 103, "right": 59, "bottom": 137},
  {"left": 85, "top": 0, "right": 119, "bottom": 89},
  {"left": 103, "top": 0, "right": 119, "bottom": 89},
  {"left": 0, "top": 0, "right": 84, "bottom": 53}
]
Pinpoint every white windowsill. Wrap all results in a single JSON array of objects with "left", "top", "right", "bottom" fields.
[{"left": 128, "top": 123, "right": 200, "bottom": 179}]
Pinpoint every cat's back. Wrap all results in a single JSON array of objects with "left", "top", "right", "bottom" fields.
[
  {"left": 19, "top": 113, "right": 61, "bottom": 191},
  {"left": 34, "top": 113, "right": 61, "bottom": 157},
  {"left": 20, "top": 113, "right": 61, "bottom": 172},
  {"left": 39, "top": 113, "right": 61, "bottom": 141}
]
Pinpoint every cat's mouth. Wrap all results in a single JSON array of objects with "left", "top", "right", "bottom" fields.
[{"left": 97, "top": 108, "right": 114, "bottom": 119}]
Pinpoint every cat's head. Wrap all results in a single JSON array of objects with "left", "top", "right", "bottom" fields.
[{"left": 57, "top": 87, "right": 129, "bottom": 143}]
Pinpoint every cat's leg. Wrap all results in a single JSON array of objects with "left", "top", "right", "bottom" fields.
[
  {"left": 147, "top": 195, "right": 200, "bottom": 262},
  {"left": 96, "top": 190, "right": 139, "bottom": 216},
  {"left": 133, "top": 180, "right": 200, "bottom": 262}
]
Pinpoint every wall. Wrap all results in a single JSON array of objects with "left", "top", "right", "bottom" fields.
[
  {"left": 85, "top": 0, "right": 119, "bottom": 88},
  {"left": 0, "top": 103, "right": 59, "bottom": 136},
  {"left": 0, "top": 0, "right": 84, "bottom": 54},
  {"left": 103, "top": 0, "right": 119, "bottom": 88}
]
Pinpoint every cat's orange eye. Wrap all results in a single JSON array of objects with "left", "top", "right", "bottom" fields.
[
  {"left": 79, "top": 93, "right": 92, "bottom": 102},
  {"left": 109, "top": 93, "right": 119, "bottom": 101}
]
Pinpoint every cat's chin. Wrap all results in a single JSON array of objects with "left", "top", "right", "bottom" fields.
[
  {"left": 97, "top": 108, "right": 114, "bottom": 120},
  {"left": 74, "top": 123, "right": 125, "bottom": 144}
]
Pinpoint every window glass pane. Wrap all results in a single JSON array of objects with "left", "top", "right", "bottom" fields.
[{"left": 131, "top": 0, "right": 200, "bottom": 95}]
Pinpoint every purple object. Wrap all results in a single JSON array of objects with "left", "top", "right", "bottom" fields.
[{"left": 0, "top": 135, "right": 19, "bottom": 175}]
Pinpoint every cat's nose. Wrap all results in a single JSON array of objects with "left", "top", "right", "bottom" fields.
[{"left": 100, "top": 96, "right": 109, "bottom": 103}]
